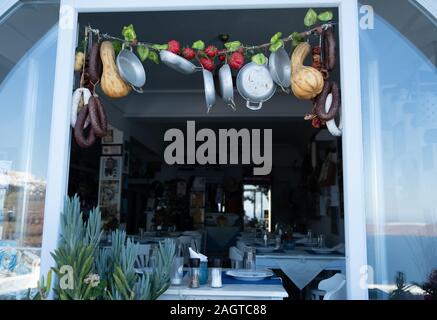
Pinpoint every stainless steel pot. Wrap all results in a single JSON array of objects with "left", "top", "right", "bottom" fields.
[
  {"left": 203, "top": 69, "right": 216, "bottom": 113},
  {"left": 116, "top": 44, "right": 146, "bottom": 93},
  {"left": 268, "top": 47, "right": 291, "bottom": 93},
  {"left": 160, "top": 50, "right": 202, "bottom": 75},
  {"left": 218, "top": 64, "right": 236, "bottom": 110},
  {"left": 236, "top": 62, "right": 276, "bottom": 110}
]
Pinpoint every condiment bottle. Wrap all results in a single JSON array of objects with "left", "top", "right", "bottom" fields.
[
  {"left": 188, "top": 258, "right": 200, "bottom": 288},
  {"left": 211, "top": 258, "right": 222, "bottom": 288}
]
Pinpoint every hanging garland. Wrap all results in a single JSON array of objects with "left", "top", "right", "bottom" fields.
[{"left": 72, "top": 9, "right": 341, "bottom": 149}]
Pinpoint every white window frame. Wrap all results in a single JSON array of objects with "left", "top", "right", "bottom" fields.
[{"left": 40, "top": 0, "right": 368, "bottom": 300}]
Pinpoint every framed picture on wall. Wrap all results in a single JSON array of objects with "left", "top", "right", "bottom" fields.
[
  {"left": 102, "top": 129, "right": 114, "bottom": 144},
  {"left": 190, "top": 191, "right": 205, "bottom": 208},
  {"left": 99, "top": 180, "right": 121, "bottom": 207},
  {"left": 100, "top": 156, "right": 122, "bottom": 180},
  {"left": 102, "top": 144, "right": 122, "bottom": 156}
]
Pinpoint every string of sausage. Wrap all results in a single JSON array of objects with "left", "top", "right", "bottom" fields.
[
  {"left": 323, "top": 27, "right": 336, "bottom": 71},
  {"left": 81, "top": 42, "right": 103, "bottom": 93},
  {"left": 311, "top": 26, "right": 341, "bottom": 122},
  {"left": 74, "top": 104, "right": 96, "bottom": 148},
  {"left": 75, "top": 40, "right": 108, "bottom": 147},
  {"left": 314, "top": 81, "right": 341, "bottom": 121},
  {"left": 88, "top": 95, "right": 108, "bottom": 137}
]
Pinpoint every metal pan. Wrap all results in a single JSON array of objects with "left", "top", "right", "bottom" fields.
[
  {"left": 116, "top": 44, "right": 146, "bottom": 93},
  {"left": 160, "top": 50, "right": 202, "bottom": 75},
  {"left": 218, "top": 64, "right": 236, "bottom": 110},
  {"left": 268, "top": 47, "right": 291, "bottom": 93},
  {"left": 236, "top": 62, "right": 276, "bottom": 111},
  {"left": 203, "top": 69, "right": 216, "bottom": 113}
]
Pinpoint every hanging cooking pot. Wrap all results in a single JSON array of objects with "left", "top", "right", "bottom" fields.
[
  {"left": 236, "top": 62, "right": 276, "bottom": 110},
  {"left": 268, "top": 47, "right": 291, "bottom": 93},
  {"left": 202, "top": 69, "right": 216, "bottom": 113},
  {"left": 160, "top": 50, "right": 202, "bottom": 75},
  {"left": 218, "top": 64, "right": 236, "bottom": 111},
  {"left": 116, "top": 43, "right": 146, "bottom": 93}
]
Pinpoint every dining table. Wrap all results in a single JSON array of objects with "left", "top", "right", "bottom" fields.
[
  {"left": 237, "top": 239, "right": 346, "bottom": 290},
  {"left": 159, "top": 269, "right": 288, "bottom": 300}
]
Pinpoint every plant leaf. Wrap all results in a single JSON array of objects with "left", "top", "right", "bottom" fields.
[
  {"left": 269, "top": 40, "right": 284, "bottom": 53},
  {"left": 121, "top": 24, "right": 137, "bottom": 42},
  {"left": 137, "top": 45, "right": 150, "bottom": 62},
  {"left": 147, "top": 51, "right": 159, "bottom": 64},
  {"left": 291, "top": 32, "right": 304, "bottom": 48},
  {"left": 224, "top": 41, "right": 241, "bottom": 52},
  {"left": 191, "top": 40, "right": 205, "bottom": 51},
  {"left": 151, "top": 44, "right": 168, "bottom": 51},
  {"left": 318, "top": 10, "right": 334, "bottom": 22},
  {"left": 270, "top": 32, "right": 282, "bottom": 44},
  {"left": 304, "top": 9, "right": 318, "bottom": 27},
  {"left": 251, "top": 53, "right": 267, "bottom": 65}
]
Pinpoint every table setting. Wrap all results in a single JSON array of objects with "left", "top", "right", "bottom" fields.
[
  {"left": 158, "top": 244, "right": 288, "bottom": 300},
  {"left": 236, "top": 231, "right": 346, "bottom": 291}
]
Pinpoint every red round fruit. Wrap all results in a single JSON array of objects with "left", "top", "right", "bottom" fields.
[
  {"left": 167, "top": 40, "right": 181, "bottom": 54},
  {"left": 205, "top": 45, "right": 218, "bottom": 58},
  {"left": 312, "top": 118, "right": 321, "bottom": 129},
  {"left": 228, "top": 52, "right": 244, "bottom": 70},
  {"left": 218, "top": 54, "right": 226, "bottom": 62},
  {"left": 182, "top": 47, "right": 196, "bottom": 60},
  {"left": 200, "top": 57, "right": 215, "bottom": 71}
]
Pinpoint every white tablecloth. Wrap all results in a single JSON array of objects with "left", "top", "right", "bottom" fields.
[
  {"left": 237, "top": 240, "right": 345, "bottom": 290},
  {"left": 276, "top": 259, "right": 327, "bottom": 290}
]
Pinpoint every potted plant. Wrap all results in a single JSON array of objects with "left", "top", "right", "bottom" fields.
[{"left": 34, "top": 195, "right": 175, "bottom": 300}]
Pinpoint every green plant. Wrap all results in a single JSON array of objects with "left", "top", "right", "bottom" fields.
[
  {"left": 389, "top": 271, "right": 413, "bottom": 300},
  {"left": 419, "top": 269, "right": 437, "bottom": 299},
  {"left": 105, "top": 233, "right": 175, "bottom": 300},
  {"left": 50, "top": 195, "right": 103, "bottom": 300},
  {"left": 32, "top": 270, "right": 53, "bottom": 300},
  {"left": 36, "top": 195, "right": 176, "bottom": 300}
]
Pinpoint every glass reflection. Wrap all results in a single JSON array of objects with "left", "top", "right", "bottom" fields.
[
  {"left": 360, "top": 10, "right": 437, "bottom": 300},
  {"left": 0, "top": 25, "right": 58, "bottom": 299}
]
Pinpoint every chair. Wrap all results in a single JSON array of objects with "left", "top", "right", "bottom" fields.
[
  {"left": 311, "top": 273, "right": 347, "bottom": 300},
  {"left": 236, "top": 240, "right": 247, "bottom": 252},
  {"left": 182, "top": 231, "right": 202, "bottom": 252},
  {"left": 135, "top": 244, "right": 151, "bottom": 268},
  {"left": 177, "top": 235, "right": 194, "bottom": 264}
]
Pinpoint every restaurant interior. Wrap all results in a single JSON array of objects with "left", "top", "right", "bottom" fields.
[{"left": 65, "top": 8, "right": 346, "bottom": 300}]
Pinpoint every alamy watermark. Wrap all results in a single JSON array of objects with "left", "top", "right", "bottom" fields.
[{"left": 163, "top": 121, "right": 272, "bottom": 176}]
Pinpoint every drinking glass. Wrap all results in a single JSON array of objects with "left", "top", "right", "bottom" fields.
[
  {"left": 307, "top": 229, "right": 313, "bottom": 241},
  {"left": 243, "top": 247, "right": 256, "bottom": 271},
  {"left": 318, "top": 234, "right": 325, "bottom": 248},
  {"left": 148, "top": 244, "right": 158, "bottom": 268},
  {"left": 170, "top": 256, "right": 184, "bottom": 285}
]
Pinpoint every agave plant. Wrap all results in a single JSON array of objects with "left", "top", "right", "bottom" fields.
[
  {"left": 36, "top": 195, "right": 176, "bottom": 300},
  {"left": 49, "top": 195, "right": 104, "bottom": 300},
  {"left": 389, "top": 271, "right": 413, "bottom": 300},
  {"left": 103, "top": 231, "right": 175, "bottom": 300}
]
